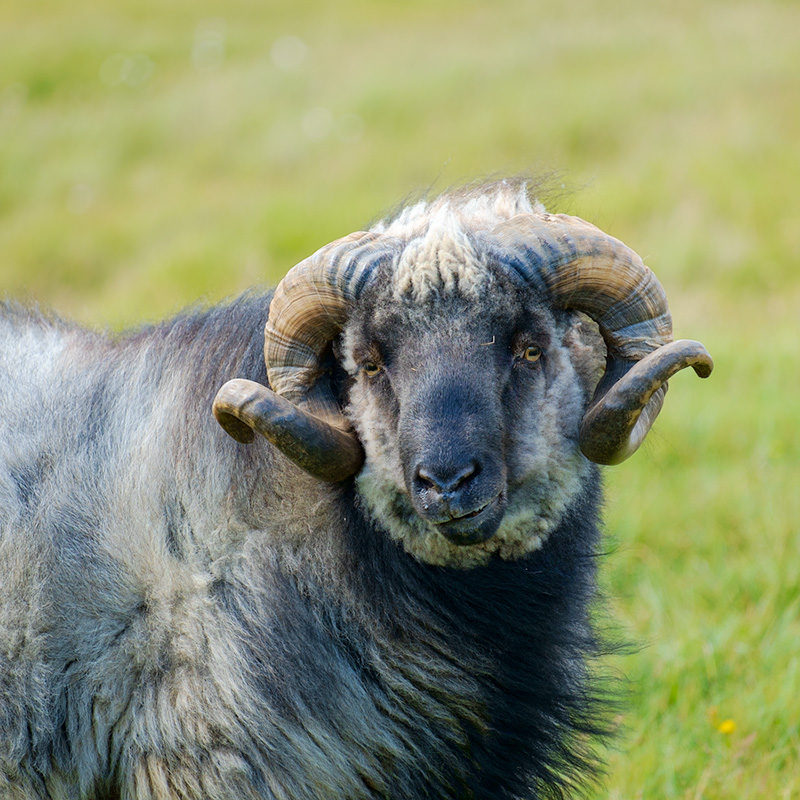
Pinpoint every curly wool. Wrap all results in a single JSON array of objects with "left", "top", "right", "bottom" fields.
[{"left": 372, "top": 180, "right": 545, "bottom": 303}]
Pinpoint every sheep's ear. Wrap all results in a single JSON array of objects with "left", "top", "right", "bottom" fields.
[
  {"left": 213, "top": 379, "right": 364, "bottom": 482},
  {"left": 578, "top": 340, "right": 713, "bottom": 465},
  {"left": 562, "top": 313, "right": 605, "bottom": 398}
]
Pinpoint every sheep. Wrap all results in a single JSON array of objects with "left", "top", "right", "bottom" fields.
[{"left": 0, "top": 180, "right": 712, "bottom": 799}]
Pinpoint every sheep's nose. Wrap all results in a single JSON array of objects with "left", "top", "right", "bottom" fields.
[
  {"left": 408, "top": 455, "right": 506, "bottom": 544},
  {"left": 414, "top": 461, "right": 479, "bottom": 498}
]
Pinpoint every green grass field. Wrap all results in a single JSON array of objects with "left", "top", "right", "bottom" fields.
[{"left": 2, "top": 0, "right": 798, "bottom": 795}]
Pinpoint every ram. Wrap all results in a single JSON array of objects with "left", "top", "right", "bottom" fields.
[{"left": 0, "top": 180, "right": 712, "bottom": 799}]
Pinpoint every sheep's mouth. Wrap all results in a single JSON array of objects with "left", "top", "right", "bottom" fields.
[{"left": 434, "top": 493, "right": 506, "bottom": 546}]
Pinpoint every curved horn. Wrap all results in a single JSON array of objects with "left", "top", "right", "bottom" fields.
[
  {"left": 490, "top": 212, "right": 712, "bottom": 463},
  {"left": 579, "top": 340, "right": 713, "bottom": 464},
  {"left": 213, "top": 231, "right": 391, "bottom": 481},
  {"left": 264, "top": 231, "right": 388, "bottom": 415},
  {"left": 213, "top": 379, "right": 364, "bottom": 482}
]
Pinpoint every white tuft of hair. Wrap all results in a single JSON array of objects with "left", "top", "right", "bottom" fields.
[{"left": 372, "top": 180, "right": 545, "bottom": 302}]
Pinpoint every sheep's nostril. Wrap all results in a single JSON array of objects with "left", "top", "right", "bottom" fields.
[{"left": 415, "top": 462, "right": 479, "bottom": 496}]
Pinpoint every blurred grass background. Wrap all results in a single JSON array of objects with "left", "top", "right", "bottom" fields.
[{"left": 1, "top": 0, "right": 798, "bottom": 795}]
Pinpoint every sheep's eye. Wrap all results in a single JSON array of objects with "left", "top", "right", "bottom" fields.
[
  {"left": 523, "top": 345, "right": 542, "bottom": 363},
  {"left": 363, "top": 362, "right": 383, "bottom": 377}
]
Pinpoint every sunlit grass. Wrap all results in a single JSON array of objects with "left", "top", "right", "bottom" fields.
[
  {"left": 1, "top": 0, "right": 798, "bottom": 796},
  {"left": 602, "top": 312, "right": 799, "bottom": 797}
]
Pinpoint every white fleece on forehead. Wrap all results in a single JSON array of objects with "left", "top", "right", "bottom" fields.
[{"left": 371, "top": 182, "right": 544, "bottom": 302}]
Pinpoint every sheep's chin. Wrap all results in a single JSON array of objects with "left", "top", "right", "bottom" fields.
[{"left": 356, "top": 455, "right": 589, "bottom": 569}]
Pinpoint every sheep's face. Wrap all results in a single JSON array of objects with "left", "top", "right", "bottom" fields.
[
  {"left": 215, "top": 185, "right": 711, "bottom": 548},
  {"left": 341, "top": 272, "right": 603, "bottom": 568}
]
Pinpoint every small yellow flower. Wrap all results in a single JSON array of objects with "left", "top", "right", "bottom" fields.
[{"left": 717, "top": 719, "right": 736, "bottom": 735}]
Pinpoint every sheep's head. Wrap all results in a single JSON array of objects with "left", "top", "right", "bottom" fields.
[{"left": 214, "top": 183, "right": 712, "bottom": 566}]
